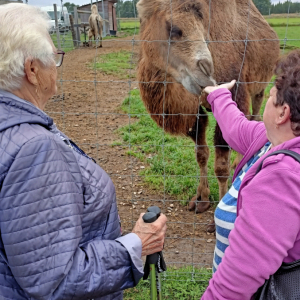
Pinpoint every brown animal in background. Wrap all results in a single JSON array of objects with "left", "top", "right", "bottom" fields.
[
  {"left": 88, "top": 4, "right": 103, "bottom": 47},
  {"left": 137, "top": 0, "right": 279, "bottom": 231}
]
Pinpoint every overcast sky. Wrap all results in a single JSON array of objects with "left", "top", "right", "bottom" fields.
[
  {"left": 25, "top": 0, "right": 92, "bottom": 7},
  {"left": 24, "top": 0, "right": 299, "bottom": 7}
]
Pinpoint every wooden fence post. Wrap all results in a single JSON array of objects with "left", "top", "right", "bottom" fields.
[
  {"left": 74, "top": 7, "right": 81, "bottom": 47},
  {"left": 101, "top": 0, "right": 107, "bottom": 37},
  {"left": 69, "top": 14, "right": 77, "bottom": 48},
  {"left": 53, "top": 4, "right": 61, "bottom": 50}
]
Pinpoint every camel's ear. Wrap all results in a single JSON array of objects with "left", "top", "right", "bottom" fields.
[{"left": 137, "top": 0, "right": 163, "bottom": 20}]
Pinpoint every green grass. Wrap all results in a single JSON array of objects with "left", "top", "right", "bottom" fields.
[
  {"left": 266, "top": 17, "right": 300, "bottom": 26},
  {"left": 90, "top": 50, "right": 136, "bottom": 78},
  {"left": 120, "top": 20, "right": 140, "bottom": 29},
  {"left": 51, "top": 31, "right": 75, "bottom": 53},
  {"left": 116, "top": 89, "right": 239, "bottom": 204},
  {"left": 118, "top": 19, "right": 140, "bottom": 36},
  {"left": 119, "top": 27, "right": 139, "bottom": 36},
  {"left": 124, "top": 267, "right": 212, "bottom": 300},
  {"left": 272, "top": 26, "right": 300, "bottom": 50},
  {"left": 264, "top": 17, "right": 300, "bottom": 51}
]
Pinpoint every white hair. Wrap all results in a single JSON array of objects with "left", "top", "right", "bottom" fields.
[{"left": 0, "top": 4, "right": 54, "bottom": 92}]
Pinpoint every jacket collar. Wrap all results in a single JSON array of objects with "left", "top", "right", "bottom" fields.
[{"left": 0, "top": 89, "right": 53, "bottom": 132}]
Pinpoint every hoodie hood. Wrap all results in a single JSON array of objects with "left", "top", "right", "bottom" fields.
[{"left": 0, "top": 90, "right": 53, "bottom": 132}]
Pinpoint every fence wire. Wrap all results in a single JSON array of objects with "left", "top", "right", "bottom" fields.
[{"left": 26, "top": 0, "right": 300, "bottom": 297}]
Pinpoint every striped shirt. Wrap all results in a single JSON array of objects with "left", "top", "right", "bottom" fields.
[{"left": 213, "top": 142, "right": 271, "bottom": 272}]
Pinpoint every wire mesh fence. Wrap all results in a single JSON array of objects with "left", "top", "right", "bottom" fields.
[{"left": 27, "top": 0, "right": 300, "bottom": 298}]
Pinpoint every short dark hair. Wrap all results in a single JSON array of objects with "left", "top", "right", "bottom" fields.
[{"left": 274, "top": 50, "right": 300, "bottom": 136}]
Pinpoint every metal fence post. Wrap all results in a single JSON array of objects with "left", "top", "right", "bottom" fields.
[
  {"left": 54, "top": 4, "right": 61, "bottom": 50},
  {"left": 101, "top": 0, "right": 107, "bottom": 37}
]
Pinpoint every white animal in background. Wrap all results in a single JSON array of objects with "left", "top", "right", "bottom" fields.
[{"left": 88, "top": 4, "right": 103, "bottom": 48}]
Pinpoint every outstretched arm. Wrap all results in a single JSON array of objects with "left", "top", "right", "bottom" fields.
[{"left": 204, "top": 81, "right": 266, "bottom": 155}]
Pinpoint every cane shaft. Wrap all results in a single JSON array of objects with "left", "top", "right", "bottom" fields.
[{"left": 150, "top": 264, "right": 157, "bottom": 300}]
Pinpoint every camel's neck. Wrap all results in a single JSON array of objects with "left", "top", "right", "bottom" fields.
[
  {"left": 138, "top": 59, "right": 176, "bottom": 106},
  {"left": 138, "top": 56, "right": 200, "bottom": 130}
]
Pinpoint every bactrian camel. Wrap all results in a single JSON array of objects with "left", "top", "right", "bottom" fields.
[
  {"left": 88, "top": 4, "right": 103, "bottom": 48},
  {"left": 137, "top": 0, "right": 280, "bottom": 231}
]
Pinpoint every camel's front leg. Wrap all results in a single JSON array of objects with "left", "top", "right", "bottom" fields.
[
  {"left": 188, "top": 112, "right": 210, "bottom": 213},
  {"left": 214, "top": 146, "right": 230, "bottom": 201},
  {"left": 205, "top": 146, "right": 230, "bottom": 233},
  {"left": 188, "top": 144, "right": 210, "bottom": 213},
  {"left": 204, "top": 124, "right": 231, "bottom": 233}
]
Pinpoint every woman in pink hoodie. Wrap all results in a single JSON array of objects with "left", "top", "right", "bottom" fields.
[{"left": 202, "top": 50, "right": 300, "bottom": 299}]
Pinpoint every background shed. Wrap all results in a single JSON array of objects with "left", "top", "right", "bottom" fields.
[{"left": 78, "top": 0, "right": 118, "bottom": 36}]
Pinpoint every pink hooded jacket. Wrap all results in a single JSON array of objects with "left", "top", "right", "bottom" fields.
[{"left": 201, "top": 88, "right": 300, "bottom": 300}]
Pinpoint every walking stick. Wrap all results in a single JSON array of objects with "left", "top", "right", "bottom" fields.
[{"left": 143, "top": 206, "right": 167, "bottom": 300}]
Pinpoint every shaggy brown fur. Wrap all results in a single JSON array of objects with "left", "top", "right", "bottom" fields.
[
  {"left": 88, "top": 4, "right": 103, "bottom": 48},
  {"left": 137, "top": 0, "right": 280, "bottom": 229}
]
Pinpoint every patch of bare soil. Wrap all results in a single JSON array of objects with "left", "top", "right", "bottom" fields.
[{"left": 46, "top": 36, "right": 215, "bottom": 269}]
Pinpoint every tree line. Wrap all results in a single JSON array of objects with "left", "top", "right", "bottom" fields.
[
  {"left": 63, "top": 2, "right": 78, "bottom": 15},
  {"left": 253, "top": 0, "right": 300, "bottom": 15},
  {"left": 270, "top": 1, "right": 300, "bottom": 15},
  {"left": 116, "top": 0, "right": 138, "bottom": 18}
]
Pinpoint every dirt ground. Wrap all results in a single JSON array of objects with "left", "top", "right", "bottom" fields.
[{"left": 46, "top": 36, "right": 215, "bottom": 269}]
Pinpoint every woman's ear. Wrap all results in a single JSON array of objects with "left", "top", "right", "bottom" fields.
[
  {"left": 24, "top": 58, "right": 39, "bottom": 86},
  {"left": 276, "top": 103, "right": 291, "bottom": 125}
]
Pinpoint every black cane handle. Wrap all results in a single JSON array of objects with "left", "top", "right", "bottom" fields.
[
  {"left": 142, "top": 206, "right": 161, "bottom": 223},
  {"left": 147, "top": 206, "right": 161, "bottom": 219}
]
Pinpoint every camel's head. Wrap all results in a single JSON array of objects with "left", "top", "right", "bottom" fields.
[
  {"left": 137, "top": 0, "right": 216, "bottom": 95},
  {"left": 91, "top": 4, "right": 98, "bottom": 14}
]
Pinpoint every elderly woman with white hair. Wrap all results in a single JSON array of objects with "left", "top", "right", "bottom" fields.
[{"left": 0, "top": 4, "right": 167, "bottom": 300}]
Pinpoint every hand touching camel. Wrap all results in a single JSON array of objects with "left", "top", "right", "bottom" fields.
[{"left": 204, "top": 80, "right": 237, "bottom": 94}]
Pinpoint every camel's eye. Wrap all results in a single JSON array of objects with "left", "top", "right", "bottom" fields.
[
  {"left": 166, "top": 22, "right": 183, "bottom": 39},
  {"left": 171, "top": 26, "right": 183, "bottom": 39}
]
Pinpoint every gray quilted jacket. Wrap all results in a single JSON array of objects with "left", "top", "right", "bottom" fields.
[{"left": 0, "top": 90, "right": 143, "bottom": 300}]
